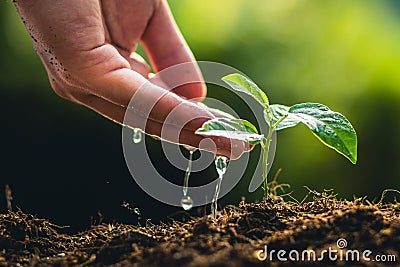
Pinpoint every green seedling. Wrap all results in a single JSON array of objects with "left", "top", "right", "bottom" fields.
[{"left": 196, "top": 73, "right": 358, "bottom": 197}]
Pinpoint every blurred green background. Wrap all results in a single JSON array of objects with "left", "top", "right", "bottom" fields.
[{"left": 1, "top": 0, "right": 400, "bottom": 228}]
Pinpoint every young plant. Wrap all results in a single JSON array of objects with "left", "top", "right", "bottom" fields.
[{"left": 195, "top": 73, "right": 358, "bottom": 197}]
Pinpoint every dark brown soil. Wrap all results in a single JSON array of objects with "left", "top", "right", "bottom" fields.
[{"left": 1, "top": 190, "right": 399, "bottom": 266}]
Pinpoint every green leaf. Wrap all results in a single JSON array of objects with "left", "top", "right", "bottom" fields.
[
  {"left": 288, "top": 103, "right": 358, "bottom": 164},
  {"left": 196, "top": 102, "right": 236, "bottom": 119},
  {"left": 266, "top": 104, "right": 300, "bottom": 131},
  {"left": 222, "top": 73, "right": 269, "bottom": 109},
  {"left": 195, "top": 118, "right": 264, "bottom": 145}
]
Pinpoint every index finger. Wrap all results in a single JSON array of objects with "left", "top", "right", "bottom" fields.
[{"left": 141, "top": 0, "right": 206, "bottom": 100}]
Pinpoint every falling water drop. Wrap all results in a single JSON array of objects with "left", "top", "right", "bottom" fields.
[
  {"left": 133, "top": 207, "right": 141, "bottom": 217},
  {"left": 132, "top": 128, "right": 142, "bottom": 144},
  {"left": 181, "top": 195, "right": 194, "bottom": 211},
  {"left": 211, "top": 156, "right": 228, "bottom": 219},
  {"left": 215, "top": 155, "right": 227, "bottom": 177},
  {"left": 181, "top": 150, "right": 194, "bottom": 210}
]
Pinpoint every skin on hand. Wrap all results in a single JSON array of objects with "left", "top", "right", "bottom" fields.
[{"left": 13, "top": 0, "right": 249, "bottom": 159}]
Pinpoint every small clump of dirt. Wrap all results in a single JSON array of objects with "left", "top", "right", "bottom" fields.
[{"left": 1, "top": 190, "right": 399, "bottom": 266}]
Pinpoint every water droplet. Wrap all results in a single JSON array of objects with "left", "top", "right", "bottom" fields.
[
  {"left": 211, "top": 156, "right": 228, "bottom": 219},
  {"left": 132, "top": 128, "right": 142, "bottom": 144},
  {"left": 215, "top": 156, "right": 227, "bottom": 177},
  {"left": 181, "top": 150, "right": 194, "bottom": 210},
  {"left": 180, "top": 195, "right": 194, "bottom": 210},
  {"left": 326, "top": 129, "right": 334, "bottom": 135},
  {"left": 182, "top": 150, "right": 193, "bottom": 197},
  {"left": 133, "top": 208, "right": 141, "bottom": 216}
]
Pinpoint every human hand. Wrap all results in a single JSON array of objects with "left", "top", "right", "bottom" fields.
[{"left": 14, "top": 0, "right": 249, "bottom": 159}]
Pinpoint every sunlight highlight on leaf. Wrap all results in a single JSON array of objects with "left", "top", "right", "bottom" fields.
[
  {"left": 222, "top": 73, "right": 270, "bottom": 109},
  {"left": 195, "top": 118, "right": 264, "bottom": 145}
]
